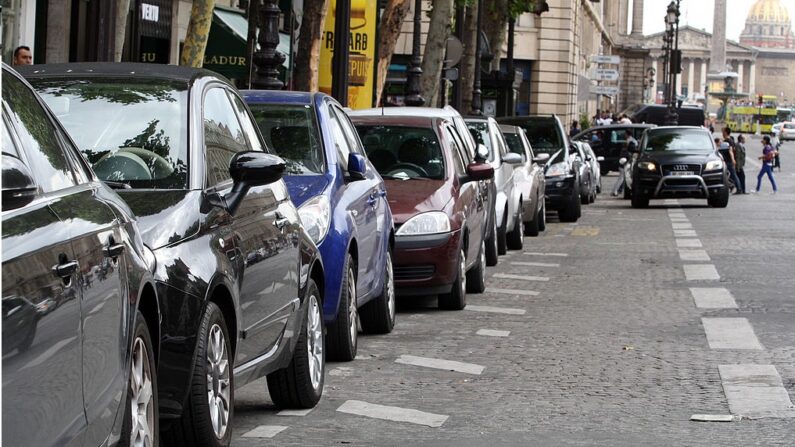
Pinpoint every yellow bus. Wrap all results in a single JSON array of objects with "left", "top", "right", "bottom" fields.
[{"left": 726, "top": 105, "right": 777, "bottom": 133}]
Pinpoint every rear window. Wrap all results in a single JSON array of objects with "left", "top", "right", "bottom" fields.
[
  {"left": 643, "top": 129, "right": 714, "bottom": 153},
  {"left": 355, "top": 125, "right": 445, "bottom": 180}
]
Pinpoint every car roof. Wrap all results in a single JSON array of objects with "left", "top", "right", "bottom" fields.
[
  {"left": 16, "top": 62, "right": 225, "bottom": 85},
  {"left": 241, "top": 90, "right": 321, "bottom": 106},
  {"left": 499, "top": 124, "right": 521, "bottom": 133},
  {"left": 582, "top": 124, "right": 656, "bottom": 131},
  {"left": 348, "top": 114, "right": 439, "bottom": 128},
  {"left": 347, "top": 106, "right": 462, "bottom": 118}
]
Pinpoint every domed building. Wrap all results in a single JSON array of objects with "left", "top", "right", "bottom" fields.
[{"left": 740, "top": 0, "right": 794, "bottom": 49}]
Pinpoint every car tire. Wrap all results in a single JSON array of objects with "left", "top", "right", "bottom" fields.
[
  {"left": 623, "top": 185, "right": 631, "bottom": 200},
  {"left": 600, "top": 167, "right": 610, "bottom": 177},
  {"left": 708, "top": 186, "right": 730, "bottom": 208},
  {"left": 438, "top": 249, "right": 467, "bottom": 310},
  {"left": 559, "top": 187, "right": 581, "bottom": 223},
  {"left": 164, "top": 302, "right": 232, "bottom": 447},
  {"left": 538, "top": 202, "right": 547, "bottom": 232},
  {"left": 524, "top": 205, "right": 540, "bottom": 237},
  {"left": 267, "top": 279, "right": 325, "bottom": 408},
  {"left": 327, "top": 254, "right": 357, "bottom": 362},
  {"left": 466, "top": 241, "right": 486, "bottom": 294},
  {"left": 631, "top": 187, "right": 650, "bottom": 208},
  {"left": 580, "top": 185, "right": 590, "bottom": 204},
  {"left": 120, "top": 310, "right": 158, "bottom": 447},
  {"left": 484, "top": 212, "right": 499, "bottom": 267},
  {"left": 360, "top": 250, "right": 396, "bottom": 335},
  {"left": 507, "top": 206, "right": 524, "bottom": 250},
  {"left": 497, "top": 212, "right": 508, "bottom": 255}
]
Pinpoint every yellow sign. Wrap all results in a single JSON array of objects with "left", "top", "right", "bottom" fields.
[{"left": 318, "top": 0, "right": 376, "bottom": 109}]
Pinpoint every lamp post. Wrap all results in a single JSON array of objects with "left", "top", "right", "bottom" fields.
[
  {"left": 405, "top": 0, "right": 425, "bottom": 106},
  {"left": 331, "top": 0, "right": 351, "bottom": 105},
  {"left": 471, "top": 0, "right": 484, "bottom": 115},
  {"left": 252, "top": 0, "right": 286, "bottom": 89},
  {"left": 665, "top": 0, "right": 681, "bottom": 125}
]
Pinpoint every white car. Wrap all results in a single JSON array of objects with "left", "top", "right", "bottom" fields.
[
  {"left": 500, "top": 125, "right": 549, "bottom": 237},
  {"left": 780, "top": 122, "right": 795, "bottom": 141}
]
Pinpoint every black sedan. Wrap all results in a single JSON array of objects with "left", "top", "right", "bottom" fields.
[
  {"left": 22, "top": 63, "right": 327, "bottom": 446},
  {"left": 2, "top": 64, "right": 160, "bottom": 447}
]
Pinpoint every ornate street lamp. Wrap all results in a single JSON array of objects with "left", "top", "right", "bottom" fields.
[
  {"left": 405, "top": 0, "right": 425, "bottom": 106},
  {"left": 665, "top": 0, "right": 681, "bottom": 125},
  {"left": 471, "top": 0, "right": 484, "bottom": 115},
  {"left": 252, "top": 0, "right": 286, "bottom": 90},
  {"left": 332, "top": 0, "right": 351, "bottom": 105}
]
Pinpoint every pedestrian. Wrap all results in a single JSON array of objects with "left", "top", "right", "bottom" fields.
[
  {"left": 735, "top": 134, "right": 747, "bottom": 194},
  {"left": 569, "top": 120, "right": 580, "bottom": 138},
  {"left": 12, "top": 46, "right": 32, "bottom": 66},
  {"left": 720, "top": 128, "right": 742, "bottom": 194},
  {"left": 619, "top": 114, "right": 632, "bottom": 124},
  {"left": 771, "top": 127, "right": 782, "bottom": 172},
  {"left": 753, "top": 135, "right": 778, "bottom": 194},
  {"left": 611, "top": 129, "right": 636, "bottom": 196}
]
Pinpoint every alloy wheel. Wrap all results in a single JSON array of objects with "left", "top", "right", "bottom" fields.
[
  {"left": 479, "top": 242, "right": 486, "bottom": 285},
  {"left": 346, "top": 267, "right": 358, "bottom": 349},
  {"left": 385, "top": 255, "right": 396, "bottom": 324},
  {"left": 206, "top": 324, "right": 230, "bottom": 440},
  {"left": 306, "top": 294, "right": 324, "bottom": 390},
  {"left": 459, "top": 250, "right": 466, "bottom": 295},
  {"left": 129, "top": 337, "right": 155, "bottom": 447}
]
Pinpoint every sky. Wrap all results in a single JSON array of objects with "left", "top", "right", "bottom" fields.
[{"left": 641, "top": 0, "right": 792, "bottom": 41}]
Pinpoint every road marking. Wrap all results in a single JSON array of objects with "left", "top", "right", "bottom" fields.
[
  {"left": 277, "top": 409, "right": 313, "bottom": 417},
  {"left": 572, "top": 226, "right": 600, "bottom": 236},
  {"left": 488, "top": 288, "right": 540, "bottom": 296},
  {"left": 337, "top": 400, "right": 449, "bottom": 427},
  {"left": 674, "top": 229, "right": 698, "bottom": 237},
  {"left": 690, "top": 288, "right": 738, "bottom": 308},
  {"left": 684, "top": 264, "right": 720, "bottom": 281},
  {"left": 511, "top": 261, "right": 560, "bottom": 268},
  {"left": 466, "top": 305, "right": 527, "bottom": 315},
  {"left": 476, "top": 329, "right": 510, "bottom": 337},
  {"left": 690, "top": 414, "right": 735, "bottom": 422},
  {"left": 669, "top": 217, "right": 690, "bottom": 222},
  {"left": 668, "top": 212, "right": 686, "bottom": 218},
  {"left": 676, "top": 238, "right": 703, "bottom": 248},
  {"left": 679, "top": 249, "right": 711, "bottom": 261},
  {"left": 395, "top": 355, "right": 485, "bottom": 375},
  {"left": 719, "top": 365, "right": 795, "bottom": 419},
  {"left": 523, "top": 252, "right": 568, "bottom": 257},
  {"left": 241, "top": 425, "right": 288, "bottom": 438},
  {"left": 702, "top": 318, "right": 763, "bottom": 350},
  {"left": 672, "top": 222, "right": 693, "bottom": 229},
  {"left": 663, "top": 199, "right": 681, "bottom": 205},
  {"left": 492, "top": 273, "right": 549, "bottom": 282}
]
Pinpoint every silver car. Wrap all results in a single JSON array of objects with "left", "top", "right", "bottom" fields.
[{"left": 500, "top": 125, "right": 549, "bottom": 236}]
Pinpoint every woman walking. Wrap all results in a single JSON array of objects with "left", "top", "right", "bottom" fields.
[
  {"left": 735, "top": 135, "right": 747, "bottom": 194},
  {"left": 754, "top": 135, "right": 778, "bottom": 194}
]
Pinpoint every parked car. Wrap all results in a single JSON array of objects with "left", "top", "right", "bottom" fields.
[
  {"left": 571, "top": 141, "right": 598, "bottom": 204},
  {"left": 580, "top": 141, "right": 604, "bottom": 194},
  {"left": 621, "top": 103, "right": 706, "bottom": 127},
  {"left": 779, "top": 121, "right": 795, "bottom": 140},
  {"left": 497, "top": 115, "right": 581, "bottom": 222},
  {"left": 572, "top": 124, "right": 655, "bottom": 174},
  {"left": 499, "top": 124, "right": 548, "bottom": 236},
  {"left": 3, "top": 64, "right": 160, "bottom": 447},
  {"left": 349, "top": 106, "right": 499, "bottom": 266},
  {"left": 23, "top": 63, "right": 327, "bottom": 446},
  {"left": 628, "top": 126, "right": 729, "bottom": 208},
  {"left": 242, "top": 90, "right": 396, "bottom": 362},
  {"left": 350, "top": 112, "right": 494, "bottom": 310}
]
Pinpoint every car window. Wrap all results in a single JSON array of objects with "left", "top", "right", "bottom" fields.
[
  {"left": 228, "top": 92, "right": 264, "bottom": 153},
  {"left": 490, "top": 122, "right": 509, "bottom": 157},
  {"left": 2, "top": 72, "right": 75, "bottom": 192},
  {"left": 444, "top": 126, "right": 467, "bottom": 175},
  {"left": 356, "top": 125, "right": 445, "bottom": 180},
  {"left": 204, "top": 87, "right": 251, "bottom": 187},
  {"left": 643, "top": 129, "right": 714, "bottom": 153},
  {"left": 521, "top": 131, "right": 535, "bottom": 161},
  {"left": 330, "top": 105, "right": 362, "bottom": 155},
  {"left": 2, "top": 115, "right": 19, "bottom": 158},
  {"left": 328, "top": 110, "right": 353, "bottom": 171},
  {"left": 32, "top": 77, "right": 189, "bottom": 189},
  {"left": 466, "top": 121, "right": 495, "bottom": 162},
  {"left": 502, "top": 132, "right": 527, "bottom": 162},
  {"left": 510, "top": 119, "right": 563, "bottom": 154},
  {"left": 249, "top": 103, "right": 325, "bottom": 175}
]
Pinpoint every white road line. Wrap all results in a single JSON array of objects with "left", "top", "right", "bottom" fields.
[
  {"left": 241, "top": 425, "right": 288, "bottom": 438},
  {"left": 465, "top": 305, "right": 527, "bottom": 315},
  {"left": 488, "top": 288, "right": 540, "bottom": 296},
  {"left": 668, "top": 211, "right": 686, "bottom": 216},
  {"left": 684, "top": 264, "right": 720, "bottom": 281},
  {"left": 277, "top": 409, "right": 313, "bottom": 417},
  {"left": 492, "top": 273, "right": 549, "bottom": 282},
  {"left": 476, "top": 329, "right": 510, "bottom": 337},
  {"left": 690, "top": 414, "right": 734, "bottom": 422},
  {"left": 510, "top": 261, "right": 560, "bottom": 268},
  {"left": 674, "top": 230, "right": 698, "bottom": 237},
  {"left": 669, "top": 217, "right": 690, "bottom": 222},
  {"left": 679, "top": 249, "right": 711, "bottom": 261},
  {"left": 719, "top": 365, "right": 795, "bottom": 419},
  {"left": 337, "top": 400, "right": 449, "bottom": 427},
  {"left": 672, "top": 222, "right": 693, "bottom": 229},
  {"left": 395, "top": 355, "right": 485, "bottom": 375},
  {"left": 690, "top": 288, "right": 738, "bottom": 309},
  {"left": 702, "top": 318, "right": 763, "bottom": 350},
  {"left": 676, "top": 238, "right": 703, "bottom": 248},
  {"left": 523, "top": 252, "right": 568, "bottom": 257}
]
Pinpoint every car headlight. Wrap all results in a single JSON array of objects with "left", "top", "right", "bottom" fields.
[
  {"left": 545, "top": 162, "right": 569, "bottom": 177},
  {"left": 396, "top": 211, "right": 451, "bottom": 236},
  {"left": 298, "top": 195, "right": 331, "bottom": 244},
  {"left": 638, "top": 161, "right": 656, "bottom": 172},
  {"left": 705, "top": 159, "right": 723, "bottom": 171}
]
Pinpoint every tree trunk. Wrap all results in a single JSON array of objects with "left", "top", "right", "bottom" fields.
[
  {"left": 375, "top": 0, "right": 411, "bottom": 106},
  {"left": 180, "top": 0, "right": 216, "bottom": 67},
  {"left": 460, "top": 2, "right": 477, "bottom": 114},
  {"left": 483, "top": 0, "right": 507, "bottom": 72},
  {"left": 293, "top": 0, "right": 330, "bottom": 91},
  {"left": 114, "top": 0, "right": 130, "bottom": 62},
  {"left": 420, "top": 0, "right": 455, "bottom": 107}
]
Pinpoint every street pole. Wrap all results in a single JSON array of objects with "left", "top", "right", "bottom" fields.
[
  {"left": 405, "top": 0, "right": 425, "bottom": 106},
  {"left": 471, "top": 0, "right": 483, "bottom": 115},
  {"left": 252, "top": 0, "right": 286, "bottom": 89},
  {"left": 451, "top": 3, "right": 465, "bottom": 111},
  {"left": 332, "top": 0, "right": 351, "bottom": 106},
  {"left": 506, "top": 17, "right": 516, "bottom": 117}
]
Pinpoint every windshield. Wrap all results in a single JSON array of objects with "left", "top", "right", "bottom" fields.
[
  {"left": 512, "top": 120, "right": 562, "bottom": 154},
  {"left": 248, "top": 104, "right": 325, "bottom": 175},
  {"left": 546, "top": 149, "right": 566, "bottom": 165},
  {"left": 33, "top": 78, "right": 188, "bottom": 189},
  {"left": 502, "top": 132, "right": 525, "bottom": 157},
  {"left": 643, "top": 129, "right": 714, "bottom": 153},
  {"left": 465, "top": 121, "right": 496, "bottom": 162},
  {"left": 355, "top": 125, "right": 445, "bottom": 180}
]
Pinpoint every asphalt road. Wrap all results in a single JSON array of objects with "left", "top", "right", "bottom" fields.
[{"left": 230, "top": 136, "right": 795, "bottom": 446}]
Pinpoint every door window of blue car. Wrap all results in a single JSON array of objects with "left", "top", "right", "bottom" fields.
[
  {"left": 356, "top": 125, "right": 445, "bottom": 180},
  {"left": 248, "top": 104, "right": 325, "bottom": 175}
]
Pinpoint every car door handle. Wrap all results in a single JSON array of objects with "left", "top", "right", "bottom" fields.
[
  {"left": 367, "top": 192, "right": 378, "bottom": 207},
  {"left": 274, "top": 212, "right": 290, "bottom": 229},
  {"left": 104, "top": 236, "right": 125, "bottom": 259},
  {"left": 53, "top": 260, "right": 79, "bottom": 279}
]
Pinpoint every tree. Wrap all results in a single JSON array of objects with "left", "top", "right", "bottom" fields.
[
  {"left": 293, "top": 0, "right": 330, "bottom": 91},
  {"left": 483, "top": 0, "right": 508, "bottom": 72},
  {"left": 420, "top": 0, "right": 455, "bottom": 107},
  {"left": 114, "top": 0, "right": 131, "bottom": 62},
  {"left": 181, "top": 0, "right": 216, "bottom": 67},
  {"left": 460, "top": 1, "right": 477, "bottom": 113},
  {"left": 375, "top": 0, "right": 411, "bottom": 106}
]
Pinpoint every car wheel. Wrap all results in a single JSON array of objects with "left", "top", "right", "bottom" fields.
[
  {"left": 600, "top": 167, "right": 610, "bottom": 177},
  {"left": 631, "top": 187, "right": 649, "bottom": 208},
  {"left": 559, "top": 187, "right": 581, "bottom": 223},
  {"left": 708, "top": 186, "right": 730, "bottom": 208},
  {"left": 484, "top": 215, "right": 499, "bottom": 267},
  {"left": 438, "top": 249, "right": 467, "bottom": 310},
  {"left": 121, "top": 310, "right": 158, "bottom": 447},
  {"left": 507, "top": 206, "right": 524, "bottom": 250},
  {"left": 623, "top": 185, "right": 631, "bottom": 200},
  {"left": 497, "top": 212, "right": 508, "bottom": 255},
  {"left": 580, "top": 188, "right": 590, "bottom": 205},
  {"left": 466, "top": 241, "right": 487, "bottom": 294},
  {"left": 538, "top": 202, "right": 547, "bottom": 232},
  {"left": 165, "top": 302, "right": 233, "bottom": 447},
  {"left": 327, "top": 254, "right": 357, "bottom": 362},
  {"left": 267, "top": 279, "right": 325, "bottom": 408},
  {"left": 360, "top": 249, "right": 396, "bottom": 334},
  {"left": 524, "top": 204, "right": 540, "bottom": 237}
]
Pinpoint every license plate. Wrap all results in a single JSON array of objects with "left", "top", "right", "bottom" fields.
[{"left": 669, "top": 171, "right": 694, "bottom": 176}]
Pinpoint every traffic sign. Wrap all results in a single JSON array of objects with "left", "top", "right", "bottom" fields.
[
  {"left": 590, "top": 85, "right": 620, "bottom": 95},
  {"left": 591, "top": 68, "right": 619, "bottom": 81},
  {"left": 590, "top": 55, "right": 621, "bottom": 64}
]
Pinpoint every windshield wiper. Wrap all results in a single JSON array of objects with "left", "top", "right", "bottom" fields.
[{"left": 103, "top": 180, "right": 132, "bottom": 189}]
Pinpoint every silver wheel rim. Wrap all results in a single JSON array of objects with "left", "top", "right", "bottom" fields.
[
  {"left": 492, "top": 220, "right": 498, "bottom": 252},
  {"left": 306, "top": 294, "right": 324, "bottom": 390},
  {"left": 130, "top": 337, "right": 154, "bottom": 447},
  {"left": 385, "top": 254, "right": 395, "bottom": 323},
  {"left": 206, "top": 324, "right": 230, "bottom": 440},
  {"left": 346, "top": 267, "right": 358, "bottom": 347},
  {"left": 459, "top": 250, "right": 466, "bottom": 294},
  {"left": 479, "top": 242, "right": 486, "bottom": 285}
]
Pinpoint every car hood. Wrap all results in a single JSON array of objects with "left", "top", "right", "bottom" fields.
[
  {"left": 283, "top": 175, "right": 331, "bottom": 208},
  {"left": 117, "top": 190, "right": 201, "bottom": 250},
  {"left": 385, "top": 179, "right": 452, "bottom": 225},
  {"left": 642, "top": 151, "right": 715, "bottom": 165}
]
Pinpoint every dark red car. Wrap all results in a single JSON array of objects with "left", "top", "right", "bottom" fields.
[{"left": 351, "top": 113, "right": 493, "bottom": 310}]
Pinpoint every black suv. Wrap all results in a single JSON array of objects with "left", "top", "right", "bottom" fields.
[
  {"left": 572, "top": 124, "right": 655, "bottom": 174},
  {"left": 629, "top": 126, "right": 729, "bottom": 208}
]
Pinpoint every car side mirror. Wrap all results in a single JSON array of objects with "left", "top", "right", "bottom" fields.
[
  {"left": 2, "top": 155, "right": 38, "bottom": 211},
  {"left": 348, "top": 153, "right": 367, "bottom": 181},
  {"left": 463, "top": 162, "right": 494, "bottom": 182},
  {"left": 532, "top": 153, "right": 550, "bottom": 164},
  {"left": 476, "top": 144, "right": 489, "bottom": 161},
  {"left": 596, "top": 156, "right": 605, "bottom": 162},
  {"left": 203, "top": 151, "right": 285, "bottom": 216},
  {"left": 501, "top": 152, "right": 523, "bottom": 165}
]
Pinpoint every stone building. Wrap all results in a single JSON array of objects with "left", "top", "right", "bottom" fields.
[{"left": 740, "top": 0, "right": 794, "bottom": 49}]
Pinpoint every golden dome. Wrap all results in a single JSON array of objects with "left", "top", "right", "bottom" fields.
[{"left": 748, "top": 0, "right": 791, "bottom": 24}]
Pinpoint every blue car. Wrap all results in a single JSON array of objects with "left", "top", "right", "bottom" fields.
[{"left": 243, "top": 91, "right": 395, "bottom": 362}]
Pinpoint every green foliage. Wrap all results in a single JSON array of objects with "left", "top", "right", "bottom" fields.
[{"left": 580, "top": 112, "right": 591, "bottom": 131}]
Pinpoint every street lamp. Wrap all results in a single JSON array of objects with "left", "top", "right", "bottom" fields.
[
  {"left": 252, "top": 0, "right": 286, "bottom": 90},
  {"left": 471, "top": 0, "right": 484, "bottom": 115},
  {"left": 331, "top": 0, "right": 351, "bottom": 106},
  {"left": 664, "top": 0, "right": 681, "bottom": 125},
  {"left": 404, "top": 0, "right": 425, "bottom": 106}
]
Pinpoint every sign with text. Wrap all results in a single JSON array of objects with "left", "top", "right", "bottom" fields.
[
  {"left": 590, "top": 85, "right": 620, "bottom": 95},
  {"left": 590, "top": 55, "right": 621, "bottom": 64},
  {"left": 591, "top": 68, "right": 619, "bottom": 81}
]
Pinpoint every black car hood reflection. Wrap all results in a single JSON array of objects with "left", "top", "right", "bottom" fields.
[
  {"left": 641, "top": 151, "right": 714, "bottom": 164},
  {"left": 117, "top": 190, "right": 201, "bottom": 250}
]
